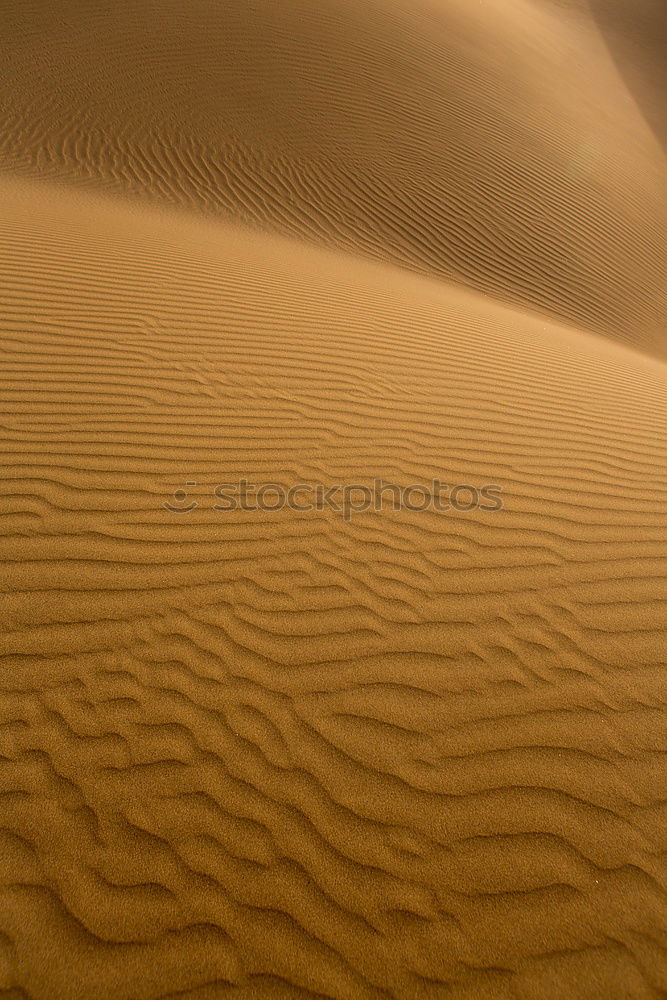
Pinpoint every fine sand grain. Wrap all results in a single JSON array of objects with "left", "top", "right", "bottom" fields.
[{"left": 1, "top": 2, "right": 666, "bottom": 998}]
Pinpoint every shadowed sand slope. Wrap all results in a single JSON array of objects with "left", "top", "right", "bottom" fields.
[
  {"left": 0, "top": 176, "right": 666, "bottom": 999},
  {"left": 589, "top": 0, "right": 667, "bottom": 151},
  {"left": 1, "top": 0, "right": 665, "bottom": 356}
]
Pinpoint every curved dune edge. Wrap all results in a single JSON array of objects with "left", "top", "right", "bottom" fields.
[
  {"left": 0, "top": 174, "right": 666, "bottom": 999},
  {"left": 1, "top": 0, "right": 666, "bottom": 358}
]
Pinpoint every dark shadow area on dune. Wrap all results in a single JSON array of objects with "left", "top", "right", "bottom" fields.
[{"left": 589, "top": 0, "right": 667, "bottom": 152}]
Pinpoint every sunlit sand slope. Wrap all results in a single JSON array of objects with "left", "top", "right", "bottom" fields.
[
  {"left": 0, "top": 177, "right": 666, "bottom": 999},
  {"left": 1, "top": 0, "right": 665, "bottom": 355}
]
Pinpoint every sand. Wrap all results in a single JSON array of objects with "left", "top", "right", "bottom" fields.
[{"left": 0, "top": 1, "right": 666, "bottom": 998}]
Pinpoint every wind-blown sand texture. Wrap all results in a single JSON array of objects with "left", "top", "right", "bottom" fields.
[{"left": 1, "top": 2, "right": 666, "bottom": 998}]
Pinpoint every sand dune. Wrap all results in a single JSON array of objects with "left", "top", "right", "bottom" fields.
[
  {"left": 2, "top": 0, "right": 665, "bottom": 356},
  {"left": 1, "top": 2, "right": 666, "bottom": 999}
]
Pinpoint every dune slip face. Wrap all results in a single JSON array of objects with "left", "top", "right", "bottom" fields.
[
  {"left": 1, "top": 1, "right": 667, "bottom": 999},
  {"left": 1, "top": 0, "right": 666, "bottom": 357}
]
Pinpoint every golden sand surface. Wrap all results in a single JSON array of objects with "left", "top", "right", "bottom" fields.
[{"left": 0, "top": 2, "right": 666, "bottom": 997}]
